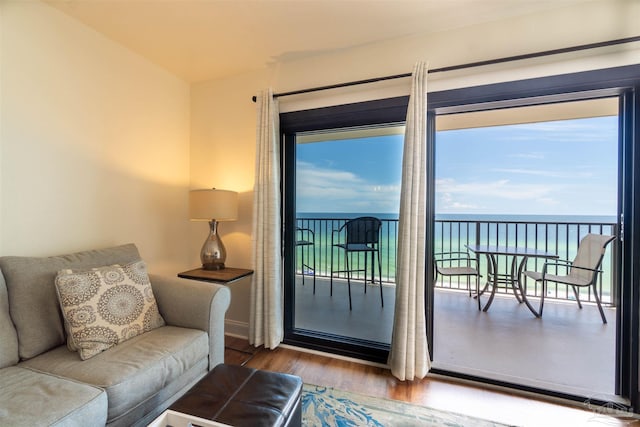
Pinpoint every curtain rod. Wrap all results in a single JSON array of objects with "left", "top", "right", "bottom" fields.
[{"left": 251, "top": 35, "right": 640, "bottom": 102}]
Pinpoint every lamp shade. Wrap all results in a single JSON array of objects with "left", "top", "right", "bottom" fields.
[{"left": 189, "top": 189, "right": 238, "bottom": 221}]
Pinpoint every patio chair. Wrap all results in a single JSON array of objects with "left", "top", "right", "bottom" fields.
[
  {"left": 296, "top": 227, "right": 316, "bottom": 292},
  {"left": 330, "top": 216, "right": 383, "bottom": 310},
  {"left": 523, "top": 233, "right": 615, "bottom": 323},
  {"left": 434, "top": 251, "right": 481, "bottom": 310}
]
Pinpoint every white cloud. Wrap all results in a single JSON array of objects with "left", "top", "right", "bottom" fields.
[
  {"left": 535, "top": 197, "right": 560, "bottom": 207},
  {"left": 498, "top": 119, "right": 617, "bottom": 144},
  {"left": 437, "top": 178, "right": 553, "bottom": 201},
  {"left": 296, "top": 161, "right": 400, "bottom": 213},
  {"left": 490, "top": 168, "right": 593, "bottom": 179},
  {"left": 439, "top": 192, "right": 479, "bottom": 210},
  {"left": 435, "top": 177, "right": 575, "bottom": 214}
]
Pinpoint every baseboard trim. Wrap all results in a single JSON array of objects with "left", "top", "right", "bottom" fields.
[
  {"left": 225, "top": 319, "right": 249, "bottom": 338},
  {"left": 222, "top": 326, "right": 388, "bottom": 369},
  {"left": 279, "top": 343, "right": 389, "bottom": 369}
]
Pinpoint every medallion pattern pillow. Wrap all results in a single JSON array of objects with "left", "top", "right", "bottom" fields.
[{"left": 55, "top": 260, "right": 165, "bottom": 360}]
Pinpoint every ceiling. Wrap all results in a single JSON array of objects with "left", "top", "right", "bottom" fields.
[{"left": 46, "top": 0, "right": 594, "bottom": 83}]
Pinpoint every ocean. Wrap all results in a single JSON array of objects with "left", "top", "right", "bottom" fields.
[{"left": 298, "top": 212, "right": 617, "bottom": 223}]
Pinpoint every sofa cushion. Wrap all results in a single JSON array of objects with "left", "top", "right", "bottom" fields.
[
  {"left": 0, "top": 366, "right": 107, "bottom": 427},
  {"left": 0, "top": 274, "right": 19, "bottom": 368},
  {"left": 20, "top": 325, "right": 209, "bottom": 423},
  {"left": 0, "top": 244, "right": 141, "bottom": 360},
  {"left": 55, "top": 260, "right": 165, "bottom": 360}
]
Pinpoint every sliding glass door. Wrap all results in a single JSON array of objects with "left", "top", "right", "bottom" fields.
[
  {"left": 431, "top": 98, "right": 621, "bottom": 398},
  {"left": 425, "top": 65, "right": 640, "bottom": 409},
  {"left": 288, "top": 124, "right": 404, "bottom": 360},
  {"left": 292, "top": 125, "right": 402, "bottom": 342},
  {"left": 281, "top": 98, "right": 408, "bottom": 362}
]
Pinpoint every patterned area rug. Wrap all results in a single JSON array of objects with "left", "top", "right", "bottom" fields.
[{"left": 302, "top": 384, "right": 515, "bottom": 427}]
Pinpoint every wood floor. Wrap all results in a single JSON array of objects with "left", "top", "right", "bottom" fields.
[{"left": 225, "top": 335, "right": 639, "bottom": 427}]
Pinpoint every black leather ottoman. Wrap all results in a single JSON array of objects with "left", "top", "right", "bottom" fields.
[{"left": 170, "top": 364, "right": 303, "bottom": 427}]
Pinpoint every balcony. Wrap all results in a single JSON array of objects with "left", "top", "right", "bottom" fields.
[
  {"left": 296, "top": 216, "right": 617, "bottom": 306},
  {"left": 293, "top": 215, "right": 618, "bottom": 398}
]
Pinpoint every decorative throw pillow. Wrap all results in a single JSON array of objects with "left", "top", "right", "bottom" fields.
[{"left": 55, "top": 260, "right": 165, "bottom": 360}]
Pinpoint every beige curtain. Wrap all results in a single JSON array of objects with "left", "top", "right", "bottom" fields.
[
  {"left": 249, "top": 88, "right": 283, "bottom": 349},
  {"left": 388, "top": 62, "right": 431, "bottom": 380}
]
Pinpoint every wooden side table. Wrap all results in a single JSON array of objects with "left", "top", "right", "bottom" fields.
[
  {"left": 178, "top": 267, "right": 253, "bottom": 284},
  {"left": 178, "top": 268, "right": 256, "bottom": 362}
]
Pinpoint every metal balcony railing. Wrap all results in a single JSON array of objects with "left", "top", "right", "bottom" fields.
[{"left": 295, "top": 216, "right": 617, "bottom": 306}]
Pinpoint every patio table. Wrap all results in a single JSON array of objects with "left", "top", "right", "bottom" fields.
[{"left": 466, "top": 244, "right": 558, "bottom": 317}]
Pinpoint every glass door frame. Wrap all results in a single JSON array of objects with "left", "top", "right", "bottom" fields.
[
  {"left": 281, "top": 97, "right": 408, "bottom": 364},
  {"left": 425, "top": 64, "right": 640, "bottom": 410}
]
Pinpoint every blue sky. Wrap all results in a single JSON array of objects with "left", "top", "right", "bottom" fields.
[
  {"left": 296, "top": 116, "right": 618, "bottom": 217},
  {"left": 296, "top": 135, "right": 403, "bottom": 214}
]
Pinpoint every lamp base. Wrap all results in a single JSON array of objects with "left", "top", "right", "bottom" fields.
[
  {"left": 200, "top": 220, "right": 227, "bottom": 271},
  {"left": 202, "top": 262, "right": 225, "bottom": 271}
]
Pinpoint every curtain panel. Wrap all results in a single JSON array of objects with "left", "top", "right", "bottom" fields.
[
  {"left": 388, "top": 61, "right": 431, "bottom": 380},
  {"left": 249, "top": 88, "right": 284, "bottom": 349}
]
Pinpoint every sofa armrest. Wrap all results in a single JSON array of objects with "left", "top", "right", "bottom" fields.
[{"left": 149, "top": 274, "right": 231, "bottom": 370}]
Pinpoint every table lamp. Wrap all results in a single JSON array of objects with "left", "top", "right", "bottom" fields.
[{"left": 189, "top": 188, "right": 238, "bottom": 270}]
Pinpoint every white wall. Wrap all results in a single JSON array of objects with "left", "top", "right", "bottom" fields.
[
  {"left": 1, "top": 1, "right": 191, "bottom": 274},
  {"left": 190, "top": 0, "right": 640, "bottom": 335}
]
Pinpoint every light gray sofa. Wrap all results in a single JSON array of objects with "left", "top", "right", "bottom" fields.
[{"left": 0, "top": 244, "right": 231, "bottom": 427}]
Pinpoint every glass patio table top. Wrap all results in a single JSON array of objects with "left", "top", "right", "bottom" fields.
[
  {"left": 466, "top": 244, "right": 558, "bottom": 316},
  {"left": 465, "top": 244, "right": 558, "bottom": 259}
]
